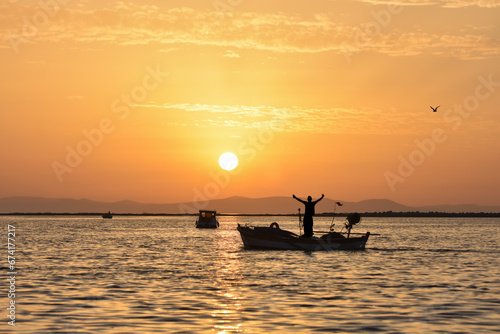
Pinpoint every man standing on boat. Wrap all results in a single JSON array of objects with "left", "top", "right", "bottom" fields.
[{"left": 292, "top": 194, "right": 324, "bottom": 237}]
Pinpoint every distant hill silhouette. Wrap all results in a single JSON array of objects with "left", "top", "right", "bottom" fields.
[{"left": 1, "top": 196, "right": 499, "bottom": 214}]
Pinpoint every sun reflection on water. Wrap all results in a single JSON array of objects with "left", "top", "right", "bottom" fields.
[{"left": 210, "top": 228, "right": 244, "bottom": 333}]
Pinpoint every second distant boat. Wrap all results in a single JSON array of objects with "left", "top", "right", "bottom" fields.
[{"left": 102, "top": 211, "right": 113, "bottom": 219}]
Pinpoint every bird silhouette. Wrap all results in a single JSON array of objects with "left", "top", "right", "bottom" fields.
[{"left": 430, "top": 105, "right": 440, "bottom": 112}]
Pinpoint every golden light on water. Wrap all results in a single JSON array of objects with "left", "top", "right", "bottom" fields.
[{"left": 211, "top": 228, "right": 244, "bottom": 333}]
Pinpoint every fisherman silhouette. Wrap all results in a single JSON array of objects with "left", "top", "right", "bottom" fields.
[{"left": 292, "top": 194, "right": 324, "bottom": 237}]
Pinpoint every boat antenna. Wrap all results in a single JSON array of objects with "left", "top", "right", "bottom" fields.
[
  {"left": 330, "top": 202, "right": 343, "bottom": 231},
  {"left": 298, "top": 208, "right": 302, "bottom": 236}
]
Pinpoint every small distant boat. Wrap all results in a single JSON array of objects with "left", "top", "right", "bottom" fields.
[
  {"left": 195, "top": 210, "right": 219, "bottom": 229},
  {"left": 102, "top": 211, "right": 113, "bottom": 219},
  {"left": 237, "top": 212, "right": 372, "bottom": 251}
]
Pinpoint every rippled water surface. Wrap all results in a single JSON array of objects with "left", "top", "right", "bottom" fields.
[{"left": 1, "top": 216, "right": 500, "bottom": 333}]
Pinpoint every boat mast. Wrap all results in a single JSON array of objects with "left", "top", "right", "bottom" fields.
[
  {"left": 330, "top": 202, "right": 343, "bottom": 231},
  {"left": 298, "top": 208, "right": 302, "bottom": 236}
]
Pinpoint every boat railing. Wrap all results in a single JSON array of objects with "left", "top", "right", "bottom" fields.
[{"left": 315, "top": 230, "right": 380, "bottom": 236}]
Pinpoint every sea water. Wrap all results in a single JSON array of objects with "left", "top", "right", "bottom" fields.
[{"left": 1, "top": 216, "right": 499, "bottom": 333}]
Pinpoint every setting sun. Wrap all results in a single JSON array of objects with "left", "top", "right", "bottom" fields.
[{"left": 219, "top": 152, "right": 238, "bottom": 171}]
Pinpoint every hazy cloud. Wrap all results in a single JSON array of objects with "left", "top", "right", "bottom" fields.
[
  {"left": 354, "top": 0, "right": 435, "bottom": 5},
  {"left": 345, "top": 31, "right": 500, "bottom": 59},
  {"left": 441, "top": 0, "right": 500, "bottom": 8},
  {"left": 223, "top": 50, "right": 240, "bottom": 58},
  {"left": 133, "top": 102, "right": 447, "bottom": 135},
  {"left": 355, "top": 0, "right": 500, "bottom": 7},
  {"left": 1, "top": 3, "right": 498, "bottom": 59}
]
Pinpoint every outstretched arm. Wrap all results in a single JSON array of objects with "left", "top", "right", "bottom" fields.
[
  {"left": 292, "top": 194, "right": 306, "bottom": 204},
  {"left": 313, "top": 194, "right": 325, "bottom": 204}
]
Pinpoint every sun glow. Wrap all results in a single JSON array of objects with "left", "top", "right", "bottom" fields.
[{"left": 219, "top": 152, "right": 238, "bottom": 171}]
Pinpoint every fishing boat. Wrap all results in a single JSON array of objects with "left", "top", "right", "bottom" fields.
[
  {"left": 195, "top": 210, "right": 219, "bottom": 229},
  {"left": 102, "top": 211, "right": 113, "bottom": 219},
  {"left": 237, "top": 212, "right": 372, "bottom": 251}
]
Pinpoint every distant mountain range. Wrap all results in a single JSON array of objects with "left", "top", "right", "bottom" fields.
[{"left": 1, "top": 196, "right": 499, "bottom": 214}]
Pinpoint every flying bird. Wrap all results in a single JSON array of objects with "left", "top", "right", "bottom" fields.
[{"left": 430, "top": 105, "right": 440, "bottom": 112}]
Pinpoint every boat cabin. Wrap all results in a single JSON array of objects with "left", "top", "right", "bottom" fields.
[{"left": 195, "top": 210, "right": 219, "bottom": 228}]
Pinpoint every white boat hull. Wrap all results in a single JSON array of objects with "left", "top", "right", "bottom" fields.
[{"left": 237, "top": 225, "right": 369, "bottom": 251}]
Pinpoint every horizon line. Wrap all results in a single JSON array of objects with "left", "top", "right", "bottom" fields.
[{"left": 2, "top": 212, "right": 500, "bottom": 217}]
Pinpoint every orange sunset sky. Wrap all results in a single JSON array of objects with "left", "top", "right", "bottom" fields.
[{"left": 1, "top": 0, "right": 499, "bottom": 207}]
